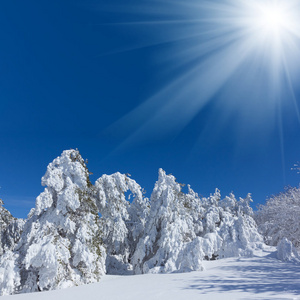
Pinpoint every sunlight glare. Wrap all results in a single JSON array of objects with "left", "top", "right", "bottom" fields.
[
  {"left": 253, "top": 2, "right": 295, "bottom": 37},
  {"left": 108, "top": 0, "right": 300, "bottom": 145},
  {"left": 245, "top": 1, "right": 299, "bottom": 45},
  {"left": 260, "top": 6, "right": 285, "bottom": 30}
]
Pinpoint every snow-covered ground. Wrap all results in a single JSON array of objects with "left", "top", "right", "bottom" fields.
[{"left": 2, "top": 247, "right": 299, "bottom": 300}]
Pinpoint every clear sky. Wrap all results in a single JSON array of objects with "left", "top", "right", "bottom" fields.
[{"left": 1, "top": 0, "right": 300, "bottom": 218}]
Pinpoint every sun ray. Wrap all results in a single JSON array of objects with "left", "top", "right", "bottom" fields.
[{"left": 103, "top": 0, "right": 300, "bottom": 148}]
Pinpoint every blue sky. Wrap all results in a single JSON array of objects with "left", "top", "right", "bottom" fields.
[{"left": 1, "top": 0, "right": 300, "bottom": 218}]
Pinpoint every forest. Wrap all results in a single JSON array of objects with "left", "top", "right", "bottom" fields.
[{"left": 0, "top": 149, "right": 299, "bottom": 296}]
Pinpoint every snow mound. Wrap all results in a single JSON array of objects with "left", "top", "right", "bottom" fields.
[{"left": 277, "top": 238, "right": 300, "bottom": 263}]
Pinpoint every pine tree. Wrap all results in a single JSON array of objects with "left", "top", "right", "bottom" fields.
[
  {"left": 95, "top": 172, "right": 149, "bottom": 274},
  {"left": 132, "top": 170, "right": 263, "bottom": 274},
  {"left": 0, "top": 199, "right": 24, "bottom": 256},
  {"left": 132, "top": 169, "right": 200, "bottom": 274},
  {"left": 0, "top": 150, "right": 106, "bottom": 295},
  {"left": 216, "top": 193, "right": 262, "bottom": 258},
  {"left": 0, "top": 151, "right": 266, "bottom": 294},
  {"left": 0, "top": 199, "right": 15, "bottom": 232}
]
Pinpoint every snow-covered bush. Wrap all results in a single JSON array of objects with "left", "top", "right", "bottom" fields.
[
  {"left": 218, "top": 212, "right": 262, "bottom": 258},
  {"left": 95, "top": 173, "right": 149, "bottom": 274},
  {"left": 277, "top": 238, "right": 300, "bottom": 263},
  {"left": 0, "top": 150, "right": 106, "bottom": 295},
  {"left": 255, "top": 186, "right": 300, "bottom": 250},
  {"left": 217, "top": 194, "right": 263, "bottom": 258}
]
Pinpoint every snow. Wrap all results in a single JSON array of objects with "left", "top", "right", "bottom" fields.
[
  {"left": 0, "top": 251, "right": 20, "bottom": 296},
  {"left": 255, "top": 186, "right": 300, "bottom": 251},
  {"left": 2, "top": 247, "right": 299, "bottom": 300},
  {"left": 95, "top": 172, "right": 149, "bottom": 274},
  {"left": 132, "top": 170, "right": 263, "bottom": 275},
  {"left": 0, "top": 150, "right": 106, "bottom": 295},
  {"left": 277, "top": 238, "right": 300, "bottom": 263},
  {"left": 1, "top": 149, "right": 298, "bottom": 298}
]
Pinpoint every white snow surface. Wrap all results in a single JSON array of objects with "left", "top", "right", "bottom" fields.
[{"left": 2, "top": 247, "right": 299, "bottom": 300}]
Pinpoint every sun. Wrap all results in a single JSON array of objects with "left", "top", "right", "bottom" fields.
[
  {"left": 260, "top": 5, "right": 286, "bottom": 31},
  {"left": 254, "top": 2, "right": 294, "bottom": 36},
  {"left": 227, "top": 0, "right": 300, "bottom": 79},
  {"left": 243, "top": 1, "right": 300, "bottom": 44}
]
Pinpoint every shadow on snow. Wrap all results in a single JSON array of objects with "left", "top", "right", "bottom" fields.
[{"left": 182, "top": 255, "right": 300, "bottom": 297}]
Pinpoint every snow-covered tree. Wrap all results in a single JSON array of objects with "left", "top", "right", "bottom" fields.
[
  {"left": 132, "top": 170, "right": 263, "bottom": 274},
  {"left": 0, "top": 199, "right": 15, "bottom": 232},
  {"left": 0, "top": 151, "right": 265, "bottom": 294},
  {"left": 132, "top": 169, "right": 204, "bottom": 274},
  {"left": 1, "top": 219, "right": 25, "bottom": 256},
  {"left": 0, "top": 150, "right": 106, "bottom": 295},
  {"left": 126, "top": 177, "right": 150, "bottom": 260},
  {"left": 181, "top": 185, "right": 205, "bottom": 237},
  {"left": 201, "top": 189, "right": 222, "bottom": 235},
  {"left": 0, "top": 199, "right": 15, "bottom": 255},
  {"left": 0, "top": 250, "right": 20, "bottom": 295},
  {"left": 255, "top": 186, "right": 300, "bottom": 250},
  {"left": 216, "top": 193, "right": 263, "bottom": 258},
  {"left": 95, "top": 173, "right": 149, "bottom": 274},
  {"left": 0, "top": 199, "right": 24, "bottom": 256}
]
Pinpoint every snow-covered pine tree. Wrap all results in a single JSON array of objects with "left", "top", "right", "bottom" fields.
[
  {"left": 0, "top": 151, "right": 266, "bottom": 295},
  {"left": 0, "top": 199, "right": 15, "bottom": 256},
  {"left": 0, "top": 150, "right": 106, "bottom": 295},
  {"left": 0, "top": 199, "right": 15, "bottom": 236},
  {"left": 132, "top": 170, "right": 263, "bottom": 274},
  {"left": 132, "top": 169, "right": 203, "bottom": 274},
  {"left": 94, "top": 172, "right": 149, "bottom": 274},
  {"left": 181, "top": 185, "right": 205, "bottom": 238},
  {"left": 1, "top": 220, "right": 25, "bottom": 257},
  {"left": 187, "top": 190, "right": 263, "bottom": 260},
  {"left": 126, "top": 176, "right": 150, "bottom": 262},
  {"left": 217, "top": 193, "right": 263, "bottom": 258},
  {"left": 0, "top": 199, "right": 24, "bottom": 256},
  {"left": 201, "top": 189, "right": 222, "bottom": 235}
]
